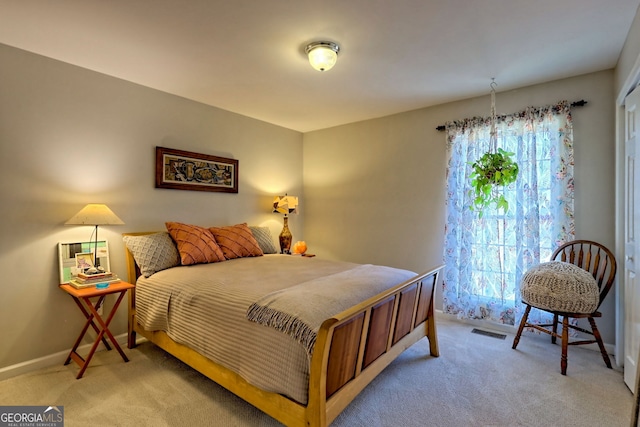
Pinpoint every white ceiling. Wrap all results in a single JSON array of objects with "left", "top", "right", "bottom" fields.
[{"left": 1, "top": 0, "right": 638, "bottom": 132}]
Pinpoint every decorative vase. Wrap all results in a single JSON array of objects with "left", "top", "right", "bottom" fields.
[{"left": 279, "top": 216, "right": 292, "bottom": 254}]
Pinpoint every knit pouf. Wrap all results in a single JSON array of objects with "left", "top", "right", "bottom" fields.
[{"left": 520, "top": 261, "right": 599, "bottom": 313}]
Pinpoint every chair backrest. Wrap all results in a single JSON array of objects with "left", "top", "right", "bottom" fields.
[{"left": 551, "top": 240, "right": 617, "bottom": 309}]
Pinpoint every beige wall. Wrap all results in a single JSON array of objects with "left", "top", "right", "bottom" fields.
[
  {"left": 0, "top": 43, "right": 303, "bottom": 371},
  {"left": 303, "top": 70, "right": 617, "bottom": 344}
]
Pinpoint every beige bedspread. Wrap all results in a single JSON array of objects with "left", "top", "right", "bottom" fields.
[
  {"left": 247, "top": 264, "right": 415, "bottom": 356},
  {"left": 135, "top": 254, "right": 415, "bottom": 404}
]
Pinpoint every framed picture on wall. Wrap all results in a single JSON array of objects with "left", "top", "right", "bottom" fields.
[
  {"left": 155, "top": 146, "right": 239, "bottom": 193},
  {"left": 58, "top": 241, "right": 110, "bottom": 284}
]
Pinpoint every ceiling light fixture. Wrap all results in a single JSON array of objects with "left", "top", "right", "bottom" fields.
[{"left": 305, "top": 41, "right": 340, "bottom": 72}]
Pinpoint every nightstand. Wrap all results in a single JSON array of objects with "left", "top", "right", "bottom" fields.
[{"left": 59, "top": 281, "right": 135, "bottom": 379}]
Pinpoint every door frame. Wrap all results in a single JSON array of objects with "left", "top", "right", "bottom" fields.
[{"left": 615, "top": 54, "right": 640, "bottom": 367}]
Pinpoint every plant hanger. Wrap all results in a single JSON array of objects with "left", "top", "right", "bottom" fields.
[{"left": 469, "top": 79, "right": 519, "bottom": 217}]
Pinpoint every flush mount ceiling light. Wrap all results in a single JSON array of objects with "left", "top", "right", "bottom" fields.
[{"left": 305, "top": 41, "right": 340, "bottom": 72}]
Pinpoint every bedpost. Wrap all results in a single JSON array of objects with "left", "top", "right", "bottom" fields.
[
  {"left": 127, "top": 289, "right": 137, "bottom": 349},
  {"left": 306, "top": 318, "right": 334, "bottom": 427},
  {"left": 426, "top": 269, "right": 440, "bottom": 357},
  {"left": 123, "top": 233, "right": 145, "bottom": 349}
]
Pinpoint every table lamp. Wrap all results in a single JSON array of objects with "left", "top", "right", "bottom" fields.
[
  {"left": 272, "top": 194, "right": 298, "bottom": 254},
  {"left": 65, "top": 204, "right": 124, "bottom": 268}
]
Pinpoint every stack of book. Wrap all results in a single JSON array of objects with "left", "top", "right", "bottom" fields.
[{"left": 69, "top": 271, "right": 120, "bottom": 289}]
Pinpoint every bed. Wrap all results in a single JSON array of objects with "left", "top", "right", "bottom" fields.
[{"left": 122, "top": 224, "right": 442, "bottom": 427}]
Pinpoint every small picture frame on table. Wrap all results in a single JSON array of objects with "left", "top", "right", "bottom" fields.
[{"left": 74, "top": 253, "right": 94, "bottom": 271}]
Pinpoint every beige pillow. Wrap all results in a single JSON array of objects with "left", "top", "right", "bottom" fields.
[
  {"left": 165, "top": 221, "right": 226, "bottom": 265},
  {"left": 249, "top": 226, "right": 278, "bottom": 254},
  {"left": 209, "top": 223, "right": 263, "bottom": 260},
  {"left": 123, "top": 232, "right": 180, "bottom": 277}
]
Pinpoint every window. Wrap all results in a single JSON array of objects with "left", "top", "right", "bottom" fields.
[{"left": 442, "top": 102, "right": 574, "bottom": 325}]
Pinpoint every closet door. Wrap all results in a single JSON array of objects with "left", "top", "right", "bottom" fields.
[{"left": 624, "top": 84, "right": 640, "bottom": 392}]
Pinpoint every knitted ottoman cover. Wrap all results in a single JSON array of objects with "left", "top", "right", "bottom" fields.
[{"left": 520, "top": 261, "right": 599, "bottom": 313}]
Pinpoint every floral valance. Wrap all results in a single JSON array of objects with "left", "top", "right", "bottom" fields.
[{"left": 444, "top": 100, "right": 572, "bottom": 146}]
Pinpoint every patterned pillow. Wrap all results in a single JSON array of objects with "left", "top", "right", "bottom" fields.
[
  {"left": 123, "top": 232, "right": 180, "bottom": 278},
  {"left": 165, "top": 222, "right": 226, "bottom": 265},
  {"left": 209, "top": 223, "right": 264, "bottom": 260},
  {"left": 249, "top": 226, "right": 278, "bottom": 254}
]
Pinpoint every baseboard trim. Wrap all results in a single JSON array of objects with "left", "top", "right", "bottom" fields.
[{"left": 0, "top": 333, "right": 135, "bottom": 381}]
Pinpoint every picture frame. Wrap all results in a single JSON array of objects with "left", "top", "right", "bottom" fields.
[
  {"left": 155, "top": 146, "right": 239, "bottom": 193},
  {"left": 74, "top": 253, "right": 94, "bottom": 271},
  {"left": 58, "top": 241, "right": 111, "bottom": 284}
]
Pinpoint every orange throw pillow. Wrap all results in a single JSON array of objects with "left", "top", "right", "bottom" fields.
[
  {"left": 209, "top": 223, "right": 264, "bottom": 260},
  {"left": 165, "top": 222, "right": 226, "bottom": 265}
]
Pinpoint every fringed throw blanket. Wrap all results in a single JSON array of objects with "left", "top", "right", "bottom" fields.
[{"left": 246, "top": 264, "right": 415, "bottom": 356}]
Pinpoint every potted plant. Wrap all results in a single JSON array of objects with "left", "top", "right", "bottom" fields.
[{"left": 469, "top": 148, "right": 518, "bottom": 216}]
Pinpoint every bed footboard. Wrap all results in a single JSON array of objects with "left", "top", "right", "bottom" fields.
[{"left": 305, "top": 265, "right": 442, "bottom": 426}]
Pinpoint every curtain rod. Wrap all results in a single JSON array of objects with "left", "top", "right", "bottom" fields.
[{"left": 435, "top": 100, "right": 587, "bottom": 131}]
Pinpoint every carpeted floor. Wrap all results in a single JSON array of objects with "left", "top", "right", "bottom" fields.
[{"left": 0, "top": 317, "right": 633, "bottom": 426}]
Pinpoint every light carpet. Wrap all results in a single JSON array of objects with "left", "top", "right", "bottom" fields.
[{"left": 0, "top": 317, "right": 633, "bottom": 426}]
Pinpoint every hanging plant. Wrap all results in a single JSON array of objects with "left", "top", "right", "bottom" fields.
[
  {"left": 469, "top": 148, "right": 518, "bottom": 215},
  {"left": 469, "top": 79, "right": 519, "bottom": 217}
]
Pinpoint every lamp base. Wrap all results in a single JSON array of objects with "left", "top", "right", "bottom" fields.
[{"left": 279, "top": 216, "right": 292, "bottom": 254}]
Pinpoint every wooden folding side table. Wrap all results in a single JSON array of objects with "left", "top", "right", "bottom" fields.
[{"left": 59, "top": 281, "right": 135, "bottom": 379}]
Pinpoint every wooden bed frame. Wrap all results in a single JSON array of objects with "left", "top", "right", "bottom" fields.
[{"left": 124, "top": 233, "right": 442, "bottom": 427}]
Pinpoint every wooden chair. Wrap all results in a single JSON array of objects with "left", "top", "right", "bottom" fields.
[{"left": 512, "top": 240, "right": 617, "bottom": 375}]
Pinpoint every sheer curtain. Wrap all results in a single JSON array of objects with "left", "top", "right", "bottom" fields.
[{"left": 442, "top": 101, "right": 575, "bottom": 326}]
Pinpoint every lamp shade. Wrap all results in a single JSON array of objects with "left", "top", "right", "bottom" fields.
[
  {"left": 305, "top": 41, "right": 340, "bottom": 72},
  {"left": 65, "top": 204, "right": 125, "bottom": 226},
  {"left": 272, "top": 195, "right": 298, "bottom": 215}
]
